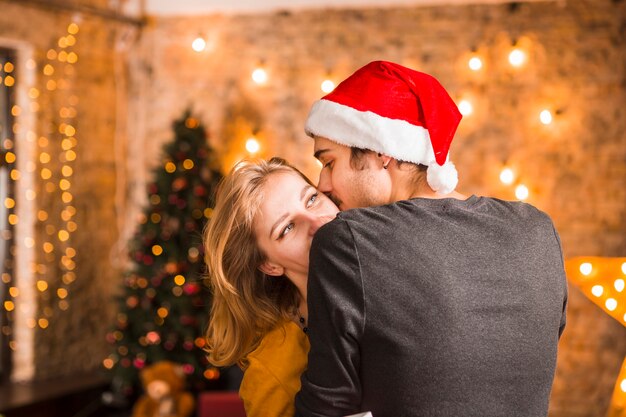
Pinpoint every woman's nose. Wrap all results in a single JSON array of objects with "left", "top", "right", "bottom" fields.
[{"left": 307, "top": 213, "right": 326, "bottom": 236}]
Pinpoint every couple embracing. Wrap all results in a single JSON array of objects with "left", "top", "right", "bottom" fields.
[{"left": 203, "top": 61, "right": 568, "bottom": 417}]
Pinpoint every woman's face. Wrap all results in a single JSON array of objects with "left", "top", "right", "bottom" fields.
[{"left": 254, "top": 170, "right": 339, "bottom": 280}]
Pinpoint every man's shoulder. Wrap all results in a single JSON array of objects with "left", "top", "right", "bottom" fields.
[
  {"left": 314, "top": 206, "right": 387, "bottom": 238},
  {"left": 482, "top": 196, "right": 554, "bottom": 223}
]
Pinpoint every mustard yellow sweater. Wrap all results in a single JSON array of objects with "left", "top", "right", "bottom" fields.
[{"left": 239, "top": 321, "right": 309, "bottom": 417}]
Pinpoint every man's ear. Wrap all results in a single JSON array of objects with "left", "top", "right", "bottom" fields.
[
  {"left": 379, "top": 153, "right": 393, "bottom": 170},
  {"left": 258, "top": 261, "right": 285, "bottom": 277}
]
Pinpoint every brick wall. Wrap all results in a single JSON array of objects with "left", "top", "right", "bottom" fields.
[
  {"left": 131, "top": 1, "right": 626, "bottom": 416},
  {"left": 0, "top": 0, "right": 624, "bottom": 415}
]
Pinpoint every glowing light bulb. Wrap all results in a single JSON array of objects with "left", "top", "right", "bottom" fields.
[
  {"left": 614, "top": 279, "right": 624, "bottom": 292},
  {"left": 251, "top": 68, "right": 267, "bottom": 85},
  {"left": 622, "top": 262, "right": 626, "bottom": 275},
  {"left": 192, "top": 37, "right": 206, "bottom": 52},
  {"left": 508, "top": 49, "right": 526, "bottom": 67},
  {"left": 246, "top": 138, "right": 260, "bottom": 154},
  {"left": 321, "top": 79, "right": 335, "bottom": 93},
  {"left": 605, "top": 298, "right": 617, "bottom": 311},
  {"left": 540, "top": 110, "right": 553, "bottom": 125},
  {"left": 468, "top": 56, "right": 483, "bottom": 71},
  {"left": 579, "top": 262, "right": 593, "bottom": 276},
  {"left": 621, "top": 378, "right": 626, "bottom": 393},
  {"left": 499, "top": 168, "right": 515, "bottom": 185},
  {"left": 591, "top": 285, "right": 604, "bottom": 297},
  {"left": 515, "top": 184, "right": 529, "bottom": 200},
  {"left": 458, "top": 100, "right": 473, "bottom": 116}
]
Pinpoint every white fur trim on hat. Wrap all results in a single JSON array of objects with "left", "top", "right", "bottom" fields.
[
  {"left": 305, "top": 99, "right": 437, "bottom": 166},
  {"left": 427, "top": 161, "right": 458, "bottom": 195}
]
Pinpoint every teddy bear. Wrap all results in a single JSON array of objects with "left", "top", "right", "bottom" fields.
[{"left": 131, "top": 361, "right": 195, "bottom": 417}]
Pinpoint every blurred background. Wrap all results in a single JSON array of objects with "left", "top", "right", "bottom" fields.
[{"left": 0, "top": 0, "right": 625, "bottom": 416}]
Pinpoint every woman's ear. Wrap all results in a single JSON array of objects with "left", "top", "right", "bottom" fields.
[{"left": 258, "top": 261, "right": 285, "bottom": 277}]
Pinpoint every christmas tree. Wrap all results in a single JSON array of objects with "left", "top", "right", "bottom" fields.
[{"left": 106, "top": 110, "right": 224, "bottom": 399}]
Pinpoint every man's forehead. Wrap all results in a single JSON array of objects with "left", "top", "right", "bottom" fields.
[{"left": 313, "top": 137, "right": 339, "bottom": 157}]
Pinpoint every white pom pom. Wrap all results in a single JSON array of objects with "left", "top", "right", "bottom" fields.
[{"left": 427, "top": 161, "right": 458, "bottom": 195}]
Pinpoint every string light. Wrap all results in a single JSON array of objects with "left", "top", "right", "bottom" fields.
[
  {"left": 499, "top": 167, "right": 515, "bottom": 185},
  {"left": 191, "top": 37, "right": 206, "bottom": 52},
  {"left": 458, "top": 100, "right": 473, "bottom": 116},
  {"left": 508, "top": 48, "right": 526, "bottom": 67},
  {"left": 468, "top": 56, "right": 483, "bottom": 71},
  {"left": 515, "top": 184, "right": 529, "bottom": 200},
  {"left": 321, "top": 79, "right": 335, "bottom": 93},
  {"left": 245, "top": 137, "right": 260, "bottom": 154},
  {"left": 251, "top": 67, "right": 268, "bottom": 85},
  {"left": 540, "top": 109, "right": 553, "bottom": 125}
]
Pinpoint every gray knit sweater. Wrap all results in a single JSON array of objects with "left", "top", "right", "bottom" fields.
[{"left": 295, "top": 196, "right": 567, "bottom": 417}]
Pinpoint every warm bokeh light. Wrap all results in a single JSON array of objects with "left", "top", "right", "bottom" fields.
[
  {"left": 508, "top": 48, "right": 526, "bottom": 67},
  {"left": 5, "top": 151, "right": 16, "bottom": 163},
  {"left": 540, "top": 109, "right": 553, "bottom": 125},
  {"left": 174, "top": 275, "right": 185, "bottom": 286},
  {"left": 321, "top": 79, "right": 335, "bottom": 93},
  {"left": 183, "top": 159, "right": 194, "bottom": 170},
  {"left": 515, "top": 184, "right": 529, "bottom": 200},
  {"left": 204, "top": 367, "right": 220, "bottom": 380},
  {"left": 468, "top": 56, "right": 483, "bottom": 71},
  {"left": 246, "top": 137, "right": 260, "bottom": 154},
  {"left": 192, "top": 37, "right": 206, "bottom": 52},
  {"left": 58, "top": 230, "right": 70, "bottom": 242},
  {"left": 458, "top": 100, "right": 473, "bottom": 116},
  {"left": 4, "top": 198, "right": 15, "bottom": 209},
  {"left": 251, "top": 67, "right": 268, "bottom": 85},
  {"left": 165, "top": 161, "right": 176, "bottom": 173},
  {"left": 152, "top": 245, "right": 163, "bottom": 256},
  {"left": 579, "top": 262, "right": 592, "bottom": 276},
  {"left": 499, "top": 168, "right": 515, "bottom": 185}
]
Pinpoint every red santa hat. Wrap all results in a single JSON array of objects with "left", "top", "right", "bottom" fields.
[{"left": 305, "top": 60, "right": 462, "bottom": 194}]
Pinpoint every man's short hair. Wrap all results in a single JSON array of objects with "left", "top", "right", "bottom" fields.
[{"left": 349, "top": 147, "right": 428, "bottom": 173}]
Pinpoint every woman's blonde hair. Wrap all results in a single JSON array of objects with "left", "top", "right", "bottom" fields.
[{"left": 204, "top": 157, "right": 312, "bottom": 367}]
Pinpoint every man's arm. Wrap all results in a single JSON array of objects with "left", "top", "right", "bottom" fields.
[
  {"left": 552, "top": 224, "right": 568, "bottom": 338},
  {"left": 295, "top": 217, "right": 365, "bottom": 417}
]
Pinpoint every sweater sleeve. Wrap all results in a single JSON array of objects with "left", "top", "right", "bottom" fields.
[
  {"left": 551, "top": 223, "right": 568, "bottom": 338},
  {"left": 240, "top": 356, "right": 295, "bottom": 417},
  {"left": 295, "top": 217, "right": 365, "bottom": 417}
]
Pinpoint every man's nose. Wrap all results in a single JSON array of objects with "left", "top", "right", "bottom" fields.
[{"left": 317, "top": 170, "right": 331, "bottom": 194}]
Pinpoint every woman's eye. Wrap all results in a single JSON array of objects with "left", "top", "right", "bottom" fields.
[
  {"left": 279, "top": 223, "right": 294, "bottom": 239},
  {"left": 306, "top": 193, "right": 318, "bottom": 207},
  {"left": 324, "top": 161, "right": 333, "bottom": 169}
]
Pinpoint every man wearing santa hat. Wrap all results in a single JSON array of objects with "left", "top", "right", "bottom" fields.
[{"left": 295, "top": 61, "right": 568, "bottom": 417}]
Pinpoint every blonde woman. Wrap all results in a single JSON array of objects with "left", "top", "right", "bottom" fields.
[{"left": 204, "top": 157, "right": 338, "bottom": 417}]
